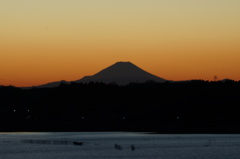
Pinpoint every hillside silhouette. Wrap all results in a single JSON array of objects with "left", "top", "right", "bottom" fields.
[
  {"left": 31, "top": 61, "right": 167, "bottom": 88},
  {"left": 1, "top": 80, "right": 240, "bottom": 133},
  {"left": 78, "top": 61, "right": 167, "bottom": 84}
]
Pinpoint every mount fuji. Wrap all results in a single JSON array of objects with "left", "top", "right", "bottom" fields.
[
  {"left": 31, "top": 61, "right": 168, "bottom": 88},
  {"left": 77, "top": 61, "right": 167, "bottom": 85}
]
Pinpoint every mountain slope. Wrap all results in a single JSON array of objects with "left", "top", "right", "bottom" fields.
[
  {"left": 77, "top": 61, "right": 167, "bottom": 85},
  {"left": 23, "top": 61, "right": 168, "bottom": 88}
]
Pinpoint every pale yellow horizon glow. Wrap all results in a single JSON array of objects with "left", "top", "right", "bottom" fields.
[{"left": 1, "top": 0, "right": 240, "bottom": 86}]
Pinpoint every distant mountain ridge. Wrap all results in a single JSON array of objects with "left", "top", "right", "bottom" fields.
[
  {"left": 24, "top": 61, "right": 168, "bottom": 88},
  {"left": 34, "top": 80, "right": 69, "bottom": 88}
]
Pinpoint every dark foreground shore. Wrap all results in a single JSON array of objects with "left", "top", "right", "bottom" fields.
[{"left": 1, "top": 80, "right": 240, "bottom": 133}]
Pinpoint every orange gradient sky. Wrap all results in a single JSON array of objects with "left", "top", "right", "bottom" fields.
[{"left": 1, "top": 0, "right": 240, "bottom": 87}]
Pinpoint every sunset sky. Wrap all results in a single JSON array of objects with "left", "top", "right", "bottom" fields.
[{"left": 1, "top": 0, "right": 240, "bottom": 87}]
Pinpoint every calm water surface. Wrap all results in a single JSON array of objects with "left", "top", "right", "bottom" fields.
[{"left": 1, "top": 132, "right": 240, "bottom": 159}]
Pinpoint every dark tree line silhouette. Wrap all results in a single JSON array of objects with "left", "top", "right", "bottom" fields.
[{"left": 0, "top": 80, "right": 240, "bottom": 133}]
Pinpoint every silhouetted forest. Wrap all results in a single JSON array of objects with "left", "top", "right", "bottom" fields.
[{"left": 1, "top": 80, "right": 240, "bottom": 133}]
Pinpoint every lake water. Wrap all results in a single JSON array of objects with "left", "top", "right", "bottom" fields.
[{"left": 1, "top": 132, "right": 240, "bottom": 159}]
